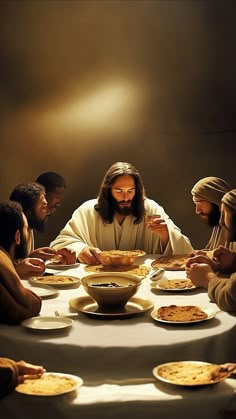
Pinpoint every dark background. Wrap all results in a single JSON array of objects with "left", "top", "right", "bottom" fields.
[{"left": 0, "top": 0, "right": 235, "bottom": 249}]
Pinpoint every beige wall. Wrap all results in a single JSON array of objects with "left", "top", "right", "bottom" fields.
[{"left": 1, "top": 1, "right": 236, "bottom": 249}]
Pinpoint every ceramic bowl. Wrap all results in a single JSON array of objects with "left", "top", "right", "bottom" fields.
[
  {"left": 99, "top": 250, "right": 146, "bottom": 267},
  {"left": 80, "top": 273, "right": 142, "bottom": 309}
]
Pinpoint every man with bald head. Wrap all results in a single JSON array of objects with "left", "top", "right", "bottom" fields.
[
  {"left": 191, "top": 176, "right": 231, "bottom": 250},
  {"left": 186, "top": 189, "right": 236, "bottom": 312}
]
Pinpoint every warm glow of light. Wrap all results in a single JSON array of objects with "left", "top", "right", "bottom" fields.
[
  {"left": 41, "top": 80, "right": 144, "bottom": 135},
  {"left": 68, "top": 84, "right": 134, "bottom": 124}
]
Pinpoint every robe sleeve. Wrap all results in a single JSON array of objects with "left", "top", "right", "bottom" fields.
[
  {"left": 50, "top": 199, "right": 98, "bottom": 257},
  {"left": 0, "top": 358, "right": 19, "bottom": 397},
  {"left": 144, "top": 199, "right": 193, "bottom": 255},
  {"left": 0, "top": 250, "right": 42, "bottom": 325},
  {"left": 51, "top": 198, "right": 194, "bottom": 256},
  {"left": 208, "top": 272, "right": 236, "bottom": 312}
]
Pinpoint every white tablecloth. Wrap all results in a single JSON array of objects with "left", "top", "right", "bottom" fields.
[
  {"left": 1, "top": 379, "right": 236, "bottom": 419},
  {"left": 1, "top": 256, "right": 236, "bottom": 418}
]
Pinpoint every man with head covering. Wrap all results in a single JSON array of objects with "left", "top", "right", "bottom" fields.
[
  {"left": 191, "top": 176, "right": 231, "bottom": 250},
  {"left": 51, "top": 162, "right": 193, "bottom": 264},
  {"left": 186, "top": 189, "right": 236, "bottom": 312}
]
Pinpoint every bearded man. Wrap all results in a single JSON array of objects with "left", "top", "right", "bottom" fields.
[
  {"left": 0, "top": 201, "right": 41, "bottom": 324},
  {"left": 51, "top": 161, "right": 193, "bottom": 265},
  {"left": 10, "top": 182, "right": 75, "bottom": 278},
  {"left": 186, "top": 189, "right": 236, "bottom": 312},
  {"left": 10, "top": 182, "right": 50, "bottom": 254},
  {"left": 35, "top": 171, "right": 66, "bottom": 215},
  {"left": 191, "top": 176, "right": 232, "bottom": 250}
]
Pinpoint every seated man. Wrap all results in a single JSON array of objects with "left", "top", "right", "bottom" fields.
[
  {"left": 10, "top": 182, "right": 75, "bottom": 278},
  {"left": 10, "top": 182, "right": 52, "bottom": 257},
  {"left": 0, "top": 201, "right": 42, "bottom": 324},
  {"left": 35, "top": 171, "right": 66, "bottom": 215},
  {"left": 0, "top": 358, "right": 45, "bottom": 398},
  {"left": 186, "top": 189, "right": 236, "bottom": 312},
  {"left": 51, "top": 161, "right": 193, "bottom": 264},
  {"left": 191, "top": 176, "right": 231, "bottom": 250}
]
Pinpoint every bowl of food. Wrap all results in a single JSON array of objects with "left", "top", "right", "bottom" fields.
[
  {"left": 80, "top": 273, "right": 142, "bottom": 309},
  {"left": 99, "top": 250, "right": 146, "bottom": 267}
]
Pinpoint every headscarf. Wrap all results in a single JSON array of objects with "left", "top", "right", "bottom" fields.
[
  {"left": 222, "top": 189, "right": 236, "bottom": 210},
  {"left": 191, "top": 177, "right": 231, "bottom": 205}
]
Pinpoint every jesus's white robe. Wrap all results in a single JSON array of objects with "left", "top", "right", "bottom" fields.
[{"left": 51, "top": 198, "right": 193, "bottom": 257}]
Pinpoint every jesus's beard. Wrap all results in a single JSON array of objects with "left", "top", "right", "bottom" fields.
[{"left": 112, "top": 199, "right": 134, "bottom": 215}]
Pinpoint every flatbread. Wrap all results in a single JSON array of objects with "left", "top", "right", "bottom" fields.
[
  {"left": 48, "top": 254, "right": 65, "bottom": 265},
  {"left": 85, "top": 264, "right": 150, "bottom": 279},
  {"left": 157, "top": 279, "right": 194, "bottom": 290},
  {"left": 31, "top": 275, "right": 76, "bottom": 284},
  {"left": 157, "top": 305, "right": 208, "bottom": 322},
  {"left": 15, "top": 373, "right": 77, "bottom": 395},
  {"left": 151, "top": 254, "right": 189, "bottom": 271},
  {"left": 100, "top": 250, "right": 145, "bottom": 258},
  {"left": 156, "top": 362, "right": 229, "bottom": 385}
]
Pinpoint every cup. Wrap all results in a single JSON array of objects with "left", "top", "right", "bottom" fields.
[{"left": 145, "top": 214, "right": 160, "bottom": 225}]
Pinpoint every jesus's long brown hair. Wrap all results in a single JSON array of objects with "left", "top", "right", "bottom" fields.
[{"left": 94, "top": 162, "right": 145, "bottom": 224}]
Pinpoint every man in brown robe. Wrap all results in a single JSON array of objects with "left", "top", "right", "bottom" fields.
[
  {"left": 191, "top": 176, "right": 231, "bottom": 250},
  {"left": 0, "top": 201, "right": 42, "bottom": 324},
  {"left": 186, "top": 189, "right": 236, "bottom": 312}
]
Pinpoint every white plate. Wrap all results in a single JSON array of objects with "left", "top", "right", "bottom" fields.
[
  {"left": 151, "top": 306, "right": 216, "bottom": 324},
  {"left": 46, "top": 262, "right": 80, "bottom": 270},
  {"left": 151, "top": 279, "right": 196, "bottom": 292},
  {"left": 15, "top": 372, "right": 83, "bottom": 396},
  {"left": 21, "top": 316, "right": 73, "bottom": 332},
  {"left": 152, "top": 361, "right": 231, "bottom": 386},
  {"left": 29, "top": 275, "right": 80, "bottom": 287},
  {"left": 24, "top": 283, "right": 59, "bottom": 298}
]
